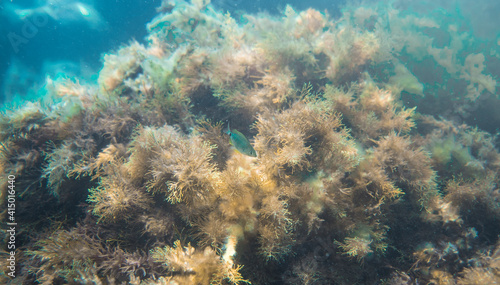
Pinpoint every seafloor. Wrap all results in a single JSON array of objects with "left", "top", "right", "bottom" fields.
[{"left": 1, "top": 0, "right": 500, "bottom": 284}]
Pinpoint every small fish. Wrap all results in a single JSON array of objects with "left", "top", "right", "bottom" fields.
[{"left": 226, "top": 123, "right": 257, "bottom": 157}]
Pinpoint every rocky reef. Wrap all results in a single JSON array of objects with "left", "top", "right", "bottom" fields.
[{"left": 1, "top": 0, "right": 499, "bottom": 284}]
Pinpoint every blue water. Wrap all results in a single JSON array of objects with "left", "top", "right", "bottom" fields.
[{"left": 0, "top": 0, "right": 158, "bottom": 103}]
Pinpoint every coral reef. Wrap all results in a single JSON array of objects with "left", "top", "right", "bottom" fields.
[{"left": 1, "top": 0, "right": 500, "bottom": 284}]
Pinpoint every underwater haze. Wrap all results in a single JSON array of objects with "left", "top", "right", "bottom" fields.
[
  {"left": 1, "top": 0, "right": 500, "bottom": 284},
  {"left": 0, "top": 0, "right": 159, "bottom": 104}
]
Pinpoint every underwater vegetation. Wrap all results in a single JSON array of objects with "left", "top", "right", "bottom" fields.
[{"left": 1, "top": 0, "right": 500, "bottom": 284}]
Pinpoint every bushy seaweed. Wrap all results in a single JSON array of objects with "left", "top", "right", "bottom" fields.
[{"left": 2, "top": 0, "right": 500, "bottom": 284}]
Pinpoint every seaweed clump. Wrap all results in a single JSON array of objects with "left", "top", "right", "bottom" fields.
[{"left": 2, "top": 0, "right": 500, "bottom": 284}]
